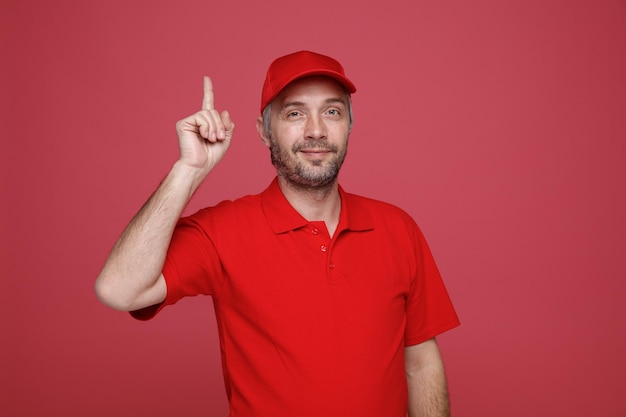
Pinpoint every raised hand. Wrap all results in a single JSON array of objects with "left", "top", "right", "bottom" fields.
[
  {"left": 175, "top": 76, "right": 234, "bottom": 173},
  {"left": 95, "top": 78, "right": 235, "bottom": 313}
]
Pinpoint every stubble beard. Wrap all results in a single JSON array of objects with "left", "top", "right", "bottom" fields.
[{"left": 269, "top": 137, "right": 348, "bottom": 190}]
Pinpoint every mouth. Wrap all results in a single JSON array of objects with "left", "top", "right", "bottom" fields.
[
  {"left": 299, "top": 149, "right": 332, "bottom": 159},
  {"left": 298, "top": 144, "right": 335, "bottom": 153}
]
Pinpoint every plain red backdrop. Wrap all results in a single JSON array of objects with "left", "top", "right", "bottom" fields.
[{"left": 2, "top": 0, "right": 625, "bottom": 416}]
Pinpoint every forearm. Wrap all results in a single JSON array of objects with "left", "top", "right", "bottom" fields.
[
  {"left": 95, "top": 161, "right": 205, "bottom": 311},
  {"left": 405, "top": 339, "right": 451, "bottom": 417}
]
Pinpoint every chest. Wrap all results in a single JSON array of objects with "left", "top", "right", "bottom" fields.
[{"left": 215, "top": 222, "right": 415, "bottom": 333}]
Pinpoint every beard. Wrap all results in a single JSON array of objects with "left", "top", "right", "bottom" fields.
[{"left": 269, "top": 137, "right": 348, "bottom": 189}]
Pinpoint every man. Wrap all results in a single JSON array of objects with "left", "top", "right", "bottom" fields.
[{"left": 96, "top": 51, "right": 460, "bottom": 417}]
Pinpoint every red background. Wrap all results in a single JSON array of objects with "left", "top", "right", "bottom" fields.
[{"left": 2, "top": 1, "right": 625, "bottom": 416}]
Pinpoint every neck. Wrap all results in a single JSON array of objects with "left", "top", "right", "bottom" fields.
[{"left": 277, "top": 176, "right": 342, "bottom": 236}]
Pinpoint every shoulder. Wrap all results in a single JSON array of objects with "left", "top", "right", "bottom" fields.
[
  {"left": 343, "top": 190, "right": 417, "bottom": 227},
  {"left": 184, "top": 192, "right": 264, "bottom": 226}
]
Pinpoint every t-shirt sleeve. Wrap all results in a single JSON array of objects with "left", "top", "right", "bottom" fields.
[
  {"left": 130, "top": 214, "right": 224, "bottom": 321},
  {"left": 404, "top": 224, "right": 460, "bottom": 346}
]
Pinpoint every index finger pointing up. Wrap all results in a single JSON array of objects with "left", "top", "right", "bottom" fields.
[{"left": 202, "top": 76, "right": 214, "bottom": 110}]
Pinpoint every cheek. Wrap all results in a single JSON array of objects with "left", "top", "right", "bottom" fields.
[
  {"left": 328, "top": 119, "right": 350, "bottom": 133},
  {"left": 330, "top": 125, "right": 350, "bottom": 144},
  {"left": 273, "top": 126, "right": 300, "bottom": 145}
]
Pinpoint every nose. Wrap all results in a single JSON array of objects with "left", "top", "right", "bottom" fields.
[{"left": 305, "top": 114, "right": 327, "bottom": 140}]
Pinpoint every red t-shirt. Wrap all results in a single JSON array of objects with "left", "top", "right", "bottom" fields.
[{"left": 133, "top": 178, "right": 459, "bottom": 417}]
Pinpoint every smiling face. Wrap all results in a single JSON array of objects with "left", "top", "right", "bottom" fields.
[{"left": 257, "top": 76, "right": 352, "bottom": 190}]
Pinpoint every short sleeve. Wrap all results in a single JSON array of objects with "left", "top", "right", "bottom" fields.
[
  {"left": 404, "top": 225, "right": 460, "bottom": 346},
  {"left": 129, "top": 214, "right": 224, "bottom": 320}
]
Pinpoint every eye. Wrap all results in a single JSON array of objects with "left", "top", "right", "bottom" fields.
[
  {"left": 325, "top": 108, "right": 343, "bottom": 118},
  {"left": 286, "top": 110, "right": 301, "bottom": 118}
]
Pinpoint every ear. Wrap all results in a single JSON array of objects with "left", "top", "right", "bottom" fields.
[{"left": 256, "top": 116, "right": 271, "bottom": 147}]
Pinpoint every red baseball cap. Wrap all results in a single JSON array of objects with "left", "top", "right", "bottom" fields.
[{"left": 260, "top": 50, "right": 357, "bottom": 114}]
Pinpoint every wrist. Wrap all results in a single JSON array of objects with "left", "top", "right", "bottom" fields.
[{"left": 169, "top": 160, "right": 210, "bottom": 196}]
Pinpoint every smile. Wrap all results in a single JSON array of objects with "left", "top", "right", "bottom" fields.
[{"left": 299, "top": 149, "right": 332, "bottom": 158}]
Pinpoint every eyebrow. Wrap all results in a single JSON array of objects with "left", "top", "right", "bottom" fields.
[{"left": 280, "top": 97, "right": 348, "bottom": 110}]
